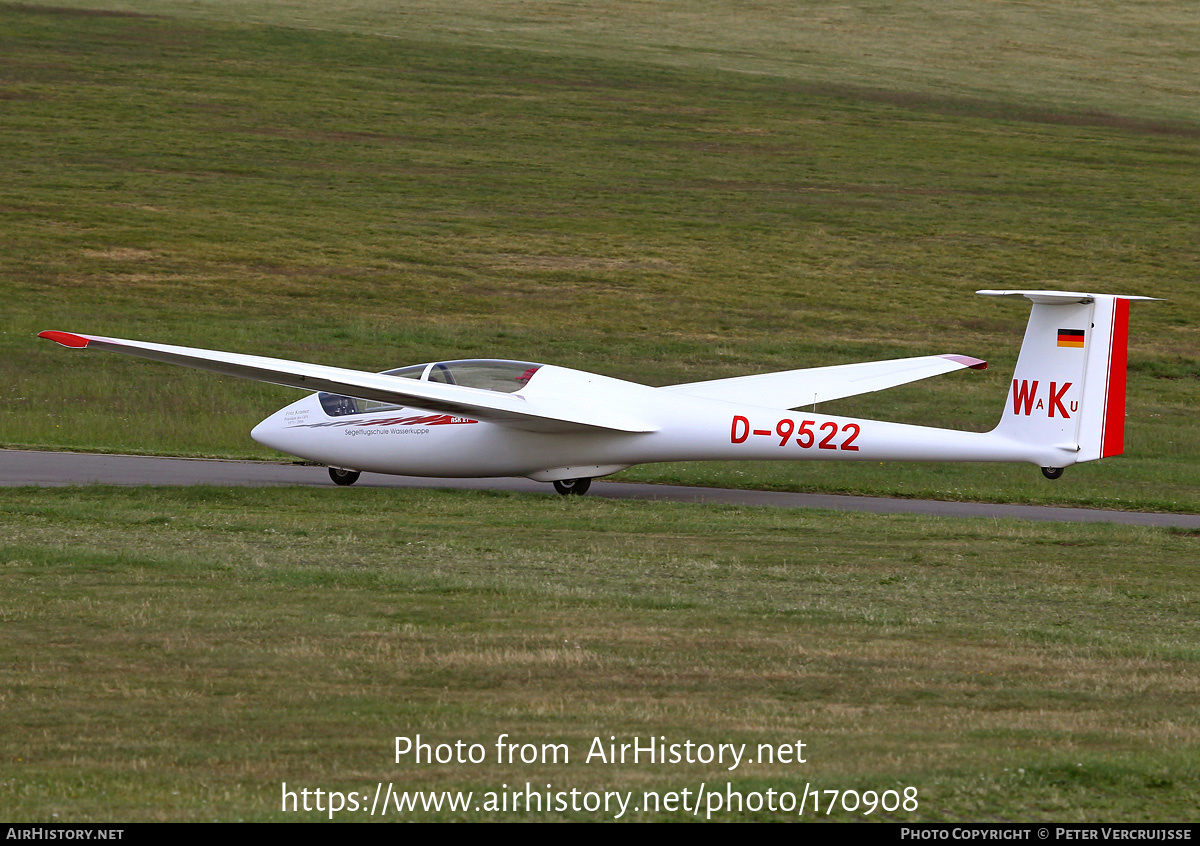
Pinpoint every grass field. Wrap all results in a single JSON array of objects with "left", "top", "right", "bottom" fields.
[
  {"left": 1, "top": 0, "right": 1198, "bottom": 823},
  {"left": 2, "top": 486, "right": 1198, "bottom": 821}
]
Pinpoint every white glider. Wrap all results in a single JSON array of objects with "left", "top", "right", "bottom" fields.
[{"left": 40, "top": 289, "right": 1153, "bottom": 494}]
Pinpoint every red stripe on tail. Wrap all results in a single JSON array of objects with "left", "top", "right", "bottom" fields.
[{"left": 1101, "top": 298, "right": 1129, "bottom": 457}]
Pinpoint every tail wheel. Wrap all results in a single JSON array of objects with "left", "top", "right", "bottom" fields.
[
  {"left": 1041, "top": 466, "right": 1064, "bottom": 480},
  {"left": 552, "top": 477, "right": 592, "bottom": 496},
  {"left": 329, "top": 467, "right": 362, "bottom": 486}
]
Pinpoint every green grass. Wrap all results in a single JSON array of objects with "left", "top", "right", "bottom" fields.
[
  {"left": 1, "top": 486, "right": 1198, "bottom": 821},
  {"left": 25, "top": 0, "right": 1200, "bottom": 124},
  {"left": 0, "top": 2, "right": 1197, "bottom": 510}
]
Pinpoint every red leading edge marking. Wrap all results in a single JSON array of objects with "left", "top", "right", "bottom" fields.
[
  {"left": 38, "top": 331, "right": 91, "bottom": 348},
  {"left": 1101, "top": 298, "right": 1129, "bottom": 458}
]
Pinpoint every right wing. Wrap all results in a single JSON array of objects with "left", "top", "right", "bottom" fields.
[
  {"left": 38, "top": 331, "right": 656, "bottom": 434},
  {"left": 660, "top": 354, "right": 987, "bottom": 409}
]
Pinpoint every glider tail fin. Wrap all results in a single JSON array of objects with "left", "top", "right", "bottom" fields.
[{"left": 979, "top": 290, "right": 1154, "bottom": 464}]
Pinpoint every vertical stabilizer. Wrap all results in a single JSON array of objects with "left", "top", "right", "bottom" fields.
[{"left": 978, "top": 290, "right": 1153, "bottom": 465}]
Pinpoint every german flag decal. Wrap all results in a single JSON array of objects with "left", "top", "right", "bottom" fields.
[{"left": 1057, "top": 328, "right": 1085, "bottom": 348}]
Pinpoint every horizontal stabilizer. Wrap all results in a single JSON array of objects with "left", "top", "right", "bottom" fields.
[{"left": 977, "top": 289, "right": 1161, "bottom": 304}]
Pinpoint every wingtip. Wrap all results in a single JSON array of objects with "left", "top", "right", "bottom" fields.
[
  {"left": 940, "top": 354, "right": 988, "bottom": 370},
  {"left": 39, "top": 330, "right": 90, "bottom": 348}
]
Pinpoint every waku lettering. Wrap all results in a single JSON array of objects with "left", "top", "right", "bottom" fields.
[{"left": 1010, "top": 380, "right": 1074, "bottom": 418}]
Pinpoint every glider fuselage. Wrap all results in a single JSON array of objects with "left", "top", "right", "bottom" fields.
[{"left": 250, "top": 365, "right": 1047, "bottom": 483}]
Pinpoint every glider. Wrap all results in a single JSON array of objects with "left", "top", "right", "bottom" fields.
[{"left": 40, "top": 289, "right": 1153, "bottom": 494}]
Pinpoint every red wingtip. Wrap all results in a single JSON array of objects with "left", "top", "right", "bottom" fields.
[
  {"left": 940, "top": 354, "right": 988, "bottom": 370},
  {"left": 39, "top": 331, "right": 90, "bottom": 348}
]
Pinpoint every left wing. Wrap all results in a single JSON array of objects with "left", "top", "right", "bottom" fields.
[
  {"left": 660, "top": 354, "right": 987, "bottom": 409},
  {"left": 38, "top": 331, "right": 656, "bottom": 434}
]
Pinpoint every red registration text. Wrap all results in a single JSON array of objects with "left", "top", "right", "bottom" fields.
[{"left": 731, "top": 415, "right": 861, "bottom": 451}]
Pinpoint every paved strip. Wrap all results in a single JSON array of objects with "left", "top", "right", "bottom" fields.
[{"left": 2, "top": 449, "right": 1198, "bottom": 528}]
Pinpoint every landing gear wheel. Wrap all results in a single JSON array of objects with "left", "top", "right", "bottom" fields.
[
  {"left": 328, "top": 467, "right": 361, "bottom": 486},
  {"left": 1041, "top": 466, "right": 1064, "bottom": 480},
  {"left": 552, "top": 477, "right": 592, "bottom": 496}
]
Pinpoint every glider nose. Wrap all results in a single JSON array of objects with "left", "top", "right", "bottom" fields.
[
  {"left": 252, "top": 396, "right": 322, "bottom": 457},
  {"left": 250, "top": 417, "right": 271, "bottom": 446},
  {"left": 250, "top": 415, "right": 279, "bottom": 450},
  {"left": 251, "top": 411, "right": 296, "bottom": 454}
]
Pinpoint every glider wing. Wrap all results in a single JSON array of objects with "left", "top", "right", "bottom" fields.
[
  {"left": 660, "top": 354, "right": 987, "bottom": 409},
  {"left": 37, "top": 331, "right": 655, "bottom": 434}
]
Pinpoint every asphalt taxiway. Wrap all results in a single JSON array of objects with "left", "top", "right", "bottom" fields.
[{"left": 3, "top": 449, "right": 1198, "bottom": 528}]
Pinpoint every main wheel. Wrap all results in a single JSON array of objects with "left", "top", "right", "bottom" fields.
[
  {"left": 552, "top": 477, "right": 592, "bottom": 496},
  {"left": 329, "top": 467, "right": 362, "bottom": 486},
  {"left": 1041, "top": 466, "right": 1064, "bottom": 480}
]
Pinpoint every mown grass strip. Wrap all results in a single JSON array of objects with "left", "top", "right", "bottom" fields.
[{"left": 1, "top": 486, "right": 1197, "bottom": 820}]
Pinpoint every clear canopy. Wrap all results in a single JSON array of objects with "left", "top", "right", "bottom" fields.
[{"left": 319, "top": 360, "right": 542, "bottom": 417}]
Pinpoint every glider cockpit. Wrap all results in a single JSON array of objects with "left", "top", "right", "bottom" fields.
[{"left": 318, "top": 359, "right": 542, "bottom": 417}]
